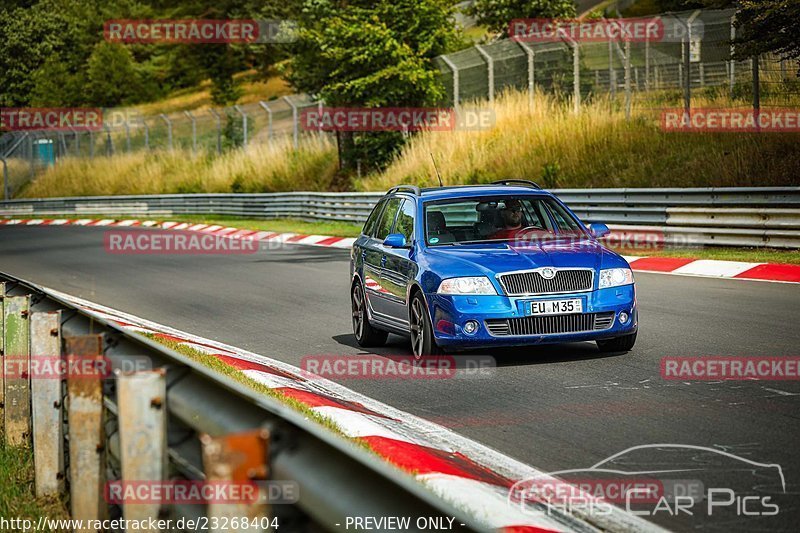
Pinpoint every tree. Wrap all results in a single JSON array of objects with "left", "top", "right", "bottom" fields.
[
  {"left": 287, "top": 0, "right": 460, "bottom": 172},
  {"left": 732, "top": 0, "right": 800, "bottom": 69},
  {"left": 467, "top": 0, "right": 576, "bottom": 37}
]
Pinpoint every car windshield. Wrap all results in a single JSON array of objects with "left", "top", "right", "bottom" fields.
[{"left": 424, "top": 196, "right": 587, "bottom": 246}]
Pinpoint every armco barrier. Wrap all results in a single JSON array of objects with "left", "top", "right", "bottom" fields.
[
  {"left": 1, "top": 187, "right": 799, "bottom": 248},
  {"left": 0, "top": 272, "right": 491, "bottom": 532}
]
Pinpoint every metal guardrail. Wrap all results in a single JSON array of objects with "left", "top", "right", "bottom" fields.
[
  {"left": 0, "top": 272, "right": 489, "bottom": 532},
  {"left": 1, "top": 187, "right": 799, "bottom": 248}
]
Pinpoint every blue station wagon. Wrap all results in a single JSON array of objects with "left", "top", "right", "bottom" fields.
[{"left": 350, "top": 181, "right": 638, "bottom": 358}]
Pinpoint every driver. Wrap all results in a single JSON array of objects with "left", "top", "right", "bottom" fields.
[{"left": 489, "top": 199, "right": 523, "bottom": 240}]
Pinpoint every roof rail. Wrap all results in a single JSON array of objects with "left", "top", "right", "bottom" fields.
[
  {"left": 491, "top": 179, "right": 542, "bottom": 190},
  {"left": 387, "top": 185, "right": 421, "bottom": 196}
]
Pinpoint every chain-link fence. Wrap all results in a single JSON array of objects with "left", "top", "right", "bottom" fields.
[
  {"left": 434, "top": 8, "right": 800, "bottom": 116},
  {"left": 2, "top": 8, "right": 799, "bottom": 199}
]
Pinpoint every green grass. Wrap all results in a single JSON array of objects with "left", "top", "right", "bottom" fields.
[
  {"left": 0, "top": 440, "right": 69, "bottom": 531},
  {"left": 611, "top": 246, "right": 800, "bottom": 265}
]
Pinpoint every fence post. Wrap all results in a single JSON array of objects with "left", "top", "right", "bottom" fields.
[
  {"left": 70, "top": 127, "right": 80, "bottom": 156},
  {"left": 209, "top": 109, "right": 222, "bottom": 154},
  {"left": 142, "top": 119, "right": 150, "bottom": 151},
  {"left": 624, "top": 40, "right": 631, "bottom": 120},
  {"left": 474, "top": 45, "right": 494, "bottom": 102},
  {"left": 259, "top": 101, "right": 274, "bottom": 142},
  {"left": 1, "top": 157, "right": 8, "bottom": 200},
  {"left": 184, "top": 111, "right": 197, "bottom": 155},
  {"left": 561, "top": 36, "right": 580, "bottom": 114},
  {"left": 159, "top": 114, "right": 173, "bottom": 151},
  {"left": 283, "top": 96, "right": 299, "bottom": 149},
  {"left": 440, "top": 55, "right": 460, "bottom": 109},
  {"left": 116, "top": 368, "right": 167, "bottom": 524},
  {"left": 124, "top": 120, "right": 131, "bottom": 153},
  {"left": 29, "top": 135, "right": 35, "bottom": 178},
  {"left": 516, "top": 40, "right": 535, "bottom": 109},
  {"left": 608, "top": 40, "right": 615, "bottom": 97},
  {"left": 104, "top": 125, "right": 114, "bottom": 156},
  {"left": 3, "top": 294, "right": 31, "bottom": 446},
  {"left": 66, "top": 334, "right": 107, "bottom": 524},
  {"left": 30, "top": 311, "right": 64, "bottom": 496},
  {"left": 730, "top": 13, "right": 736, "bottom": 99},
  {"left": 753, "top": 55, "right": 760, "bottom": 131},
  {"left": 234, "top": 105, "right": 248, "bottom": 148}
]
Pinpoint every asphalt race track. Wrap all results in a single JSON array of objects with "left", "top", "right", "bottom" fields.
[{"left": 2, "top": 225, "right": 799, "bottom": 532}]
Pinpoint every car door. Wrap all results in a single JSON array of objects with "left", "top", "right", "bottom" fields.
[
  {"left": 363, "top": 197, "right": 402, "bottom": 321},
  {"left": 379, "top": 197, "right": 417, "bottom": 325}
]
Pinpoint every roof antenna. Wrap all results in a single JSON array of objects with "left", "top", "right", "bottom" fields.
[{"left": 430, "top": 152, "right": 444, "bottom": 187}]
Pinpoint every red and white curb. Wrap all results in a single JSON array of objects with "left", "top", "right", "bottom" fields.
[
  {"left": 42, "top": 286, "right": 664, "bottom": 533},
  {"left": 4, "top": 217, "right": 799, "bottom": 284},
  {"left": 0, "top": 218, "right": 356, "bottom": 250}
]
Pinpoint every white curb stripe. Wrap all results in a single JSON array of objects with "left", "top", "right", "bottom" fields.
[{"left": 672, "top": 259, "right": 764, "bottom": 278}]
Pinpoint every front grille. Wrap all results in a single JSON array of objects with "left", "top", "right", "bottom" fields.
[
  {"left": 498, "top": 269, "right": 593, "bottom": 296},
  {"left": 485, "top": 312, "right": 615, "bottom": 336}
]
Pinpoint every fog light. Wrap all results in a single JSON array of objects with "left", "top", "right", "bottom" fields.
[
  {"left": 463, "top": 320, "right": 479, "bottom": 335},
  {"left": 619, "top": 312, "right": 629, "bottom": 324}
]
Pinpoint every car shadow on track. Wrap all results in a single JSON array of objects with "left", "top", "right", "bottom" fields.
[{"left": 331, "top": 333, "right": 628, "bottom": 368}]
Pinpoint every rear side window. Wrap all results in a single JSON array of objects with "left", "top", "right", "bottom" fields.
[
  {"left": 362, "top": 199, "right": 386, "bottom": 236},
  {"left": 374, "top": 198, "right": 403, "bottom": 240},
  {"left": 393, "top": 199, "right": 415, "bottom": 242}
]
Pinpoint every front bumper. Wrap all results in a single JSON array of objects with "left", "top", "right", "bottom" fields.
[{"left": 428, "top": 285, "right": 637, "bottom": 349}]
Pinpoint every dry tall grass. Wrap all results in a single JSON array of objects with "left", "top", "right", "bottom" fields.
[
  {"left": 22, "top": 136, "right": 338, "bottom": 197},
  {"left": 359, "top": 90, "right": 800, "bottom": 190}
]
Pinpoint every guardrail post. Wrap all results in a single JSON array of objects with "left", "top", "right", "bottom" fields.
[
  {"left": 184, "top": 111, "right": 197, "bottom": 155},
  {"left": 234, "top": 105, "right": 248, "bottom": 148},
  {"left": 3, "top": 294, "right": 31, "bottom": 446},
  {"left": 259, "top": 101, "right": 273, "bottom": 142},
  {"left": 474, "top": 45, "right": 494, "bottom": 102},
  {"left": 210, "top": 109, "right": 222, "bottom": 154},
  {"left": 66, "top": 334, "right": 107, "bottom": 525},
  {"left": 160, "top": 114, "right": 173, "bottom": 151},
  {"left": 31, "top": 311, "right": 64, "bottom": 496},
  {"left": 116, "top": 368, "right": 167, "bottom": 524},
  {"left": 283, "top": 96, "right": 299, "bottom": 149},
  {"left": 201, "top": 429, "right": 270, "bottom": 529}
]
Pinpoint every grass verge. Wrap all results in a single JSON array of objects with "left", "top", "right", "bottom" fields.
[{"left": 0, "top": 439, "right": 69, "bottom": 531}]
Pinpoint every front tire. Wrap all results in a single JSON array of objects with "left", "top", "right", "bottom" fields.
[
  {"left": 352, "top": 282, "right": 388, "bottom": 347},
  {"left": 409, "top": 292, "right": 442, "bottom": 359},
  {"left": 596, "top": 332, "right": 637, "bottom": 353}
]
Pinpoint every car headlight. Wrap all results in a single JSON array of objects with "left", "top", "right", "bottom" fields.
[
  {"left": 437, "top": 276, "right": 497, "bottom": 295},
  {"left": 599, "top": 268, "right": 634, "bottom": 289}
]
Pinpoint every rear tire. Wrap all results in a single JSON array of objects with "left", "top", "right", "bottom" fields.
[
  {"left": 409, "top": 292, "right": 443, "bottom": 359},
  {"left": 352, "top": 282, "right": 388, "bottom": 347},
  {"left": 596, "top": 332, "right": 637, "bottom": 353}
]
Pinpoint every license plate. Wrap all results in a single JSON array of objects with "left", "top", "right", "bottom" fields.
[{"left": 529, "top": 298, "right": 583, "bottom": 316}]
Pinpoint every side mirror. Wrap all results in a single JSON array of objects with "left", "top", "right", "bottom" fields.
[
  {"left": 383, "top": 233, "right": 408, "bottom": 248},
  {"left": 589, "top": 223, "right": 610, "bottom": 239}
]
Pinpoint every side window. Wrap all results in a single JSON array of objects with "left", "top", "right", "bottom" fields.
[
  {"left": 393, "top": 199, "right": 415, "bottom": 242},
  {"left": 363, "top": 199, "right": 387, "bottom": 236},
  {"left": 545, "top": 199, "right": 582, "bottom": 232},
  {"left": 374, "top": 198, "right": 402, "bottom": 240}
]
